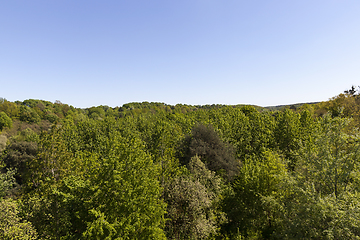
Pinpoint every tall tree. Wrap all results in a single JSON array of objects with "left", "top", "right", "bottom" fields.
[
  {"left": 23, "top": 119, "right": 167, "bottom": 239},
  {"left": 164, "top": 156, "right": 224, "bottom": 239},
  {"left": 274, "top": 115, "right": 360, "bottom": 239},
  {"left": 274, "top": 109, "right": 301, "bottom": 170},
  {"left": 223, "top": 150, "right": 287, "bottom": 239},
  {"left": 180, "top": 124, "right": 239, "bottom": 180}
]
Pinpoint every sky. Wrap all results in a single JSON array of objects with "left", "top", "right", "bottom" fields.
[{"left": 1, "top": 0, "right": 360, "bottom": 108}]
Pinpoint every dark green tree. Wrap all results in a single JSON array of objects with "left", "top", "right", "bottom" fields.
[
  {"left": 2, "top": 142, "right": 38, "bottom": 185},
  {"left": 180, "top": 124, "right": 239, "bottom": 180}
]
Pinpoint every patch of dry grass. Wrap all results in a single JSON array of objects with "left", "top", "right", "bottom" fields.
[{"left": 0, "top": 134, "right": 7, "bottom": 153}]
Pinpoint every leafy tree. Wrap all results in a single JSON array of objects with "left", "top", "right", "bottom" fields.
[
  {"left": 0, "top": 112, "right": 12, "bottom": 131},
  {"left": 245, "top": 110, "right": 275, "bottom": 158},
  {"left": 0, "top": 99, "right": 19, "bottom": 119},
  {"left": 223, "top": 150, "right": 287, "bottom": 239},
  {"left": 23, "top": 126, "right": 78, "bottom": 239},
  {"left": 314, "top": 87, "right": 360, "bottom": 127},
  {"left": 0, "top": 169, "right": 16, "bottom": 199},
  {"left": 180, "top": 124, "right": 239, "bottom": 180},
  {"left": 274, "top": 109, "right": 301, "bottom": 170},
  {"left": 298, "top": 115, "right": 360, "bottom": 198},
  {"left": 0, "top": 198, "right": 38, "bottom": 240},
  {"left": 87, "top": 106, "right": 105, "bottom": 120},
  {"left": 164, "top": 156, "right": 224, "bottom": 239},
  {"left": 344, "top": 85, "right": 358, "bottom": 96},
  {"left": 19, "top": 106, "right": 41, "bottom": 124},
  {"left": 272, "top": 115, "right": 360, "bottom": 239},
  {"left": 273, "top": 183, "right": 360, "bottom": 239},
  {"left": 2, "top": 141, "right": 38, "bottom": 185},
  {"left": 23, "top": 119, "right": 167, "bottom": 239},
  {"left": 44, "top": 109, "right": 60, "bottom": 123},
  {"left": 138, "top": 115, "right": 184, "bottom": 185},
  {"left": 81, "top": 132, "right": 166, "bottom": 239},
  {"left": 0, "top": 168, "right": 37, "bottom": 240}
]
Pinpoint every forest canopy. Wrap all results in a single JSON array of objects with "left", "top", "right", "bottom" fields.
[{"left": 1, "top": 86, "right": 360, "bottom": 239}]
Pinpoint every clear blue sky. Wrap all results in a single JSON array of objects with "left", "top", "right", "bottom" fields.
[{"left": 1, "top": 1, "right": 360, "bottom": 108}]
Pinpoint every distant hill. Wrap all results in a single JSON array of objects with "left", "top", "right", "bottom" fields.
[{"left": 264, "top": 102, "right": 320, "bottom": 111}]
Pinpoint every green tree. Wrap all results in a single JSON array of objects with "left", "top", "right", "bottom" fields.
[
  {"left": 140, "top": 115, "right": 183, "bottom": 185},
  {"left": 298, "top": 115, "right": 360, "bottom": 198},
  {"left": 0, "top": 99, "right": 19, "bottom": 119},
  {"left": 274, "top": 109, "right": 301, "bottom": 170},
  {"left": 0, "top": 198, "right": 38, "bottom": 240},
  {"left": 180, "top": 124, "right": 239, "bottom": 180},
  {"left": 164, "top": 156, "right": 224, "bottom": 239},
  {"left": 273, "top": 115, "right": 360, "bottom": 239},
  {"left": 0, "top": 169, "right": 16, "bottom": 199},
  {"left": 0, "top": 169, "right": 38, "bottom": 239},
  {"left": 0, "top": 112, "right": 12, "bottom": 131},
  {"left": 24, "top": 125, "right": 79, "bottom": 239},
  {"left": 24, "top": 119, "right": 167, "bottom": 239},
  {"left": 223, "top": 150, "right": 287, "bottom": 239},
  {"left": 2, "top": 142, "right": 38, "bottom": 185},
  {"left": 19, "top": 106, "right": 41, "bottom": 124},
  {"left": 87, "top": 106, "right": 105, "bottom": 120},
  {"left": 44, "top": 109, "right": 60, "bottom": 123},
  {"left": 81, "top": 129, "right": 166, "bottom": 239}
]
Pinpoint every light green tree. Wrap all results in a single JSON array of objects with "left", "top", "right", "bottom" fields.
[
  {"left": 0, "top": 168, "right": 38, "bottom": 239},
  {"left": 298, "top": 115, "right": 360, "bottom": 198},
  {"left": 0, "top": 112, "right": 12, "bottom": 131},
  {"left": 24, "top": 119, "right": 167, "bottom": 239},
  {"left": 274, "top": 109, "right": 301, "bottom": 170},
  {"left": 0, "top": 198, "right": 38, "bottom": 240},
  {"left": 275, "top": 115, "right": 360, "bottom": 239},
  {"left": 223, "top": 150, "right": 287, "bottom": 239},
  {"left": 82, "top": 132, "right": 166, "bottom": 239},
  {"left": 19, "top": 106, "right": 41, "bottom": 124}
]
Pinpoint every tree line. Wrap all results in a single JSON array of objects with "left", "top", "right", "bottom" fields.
[{"left": 1, "top": 86, "right": 360, "bottom": 239}]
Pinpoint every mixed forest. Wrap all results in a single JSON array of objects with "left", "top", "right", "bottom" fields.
[{"left": 1, "top": 86, "right": 360, "bottom": 239}]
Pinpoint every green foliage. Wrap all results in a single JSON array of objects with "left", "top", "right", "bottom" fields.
[
  {"left": 273, "top": 184, "right": 360, "bottom": 239},
  {"left": 0, "top": 112, "right": 12, "bottom": 131},
  {"left": 23, "top": 119, "right": 167, "bottom": 239},
  {"left": 0, "top": 198, "right": 38, "bottom": 240},
  {"left": 19, "top": 106, "right": 41, "bottom": 124},
  {"left": 0, "top": 99, "right": 19, "bottom": 119},
  {"left": 274, "top": 109, "right": 301, "bottom": 170},
  {"left": 44, "top": 110, "right": 60, "bottom": 123},
  {"left": 2, "top": 92, "right": 360, "bottom": 239},
  {"left": 298, "top": 115, "right": 360, "bottom": 197},
  {"left": 0, "top": 166, "right": 37, "bottom": 239},
  {"left": 2, "top": 141, "right": 38, "bottom": 185},
  {"left": 180, "top": 124, "right": 239, "bottom": 180},
  {"left": 87, "top": 106, "right": 106, "bottom": 120},
  {"left": 0, "top": 169, "right": 16, "bottom": 199},
  {"left": 164, "top": 156, "right": 225, "bottom": 239},
  {"left": 223, "top": 150, "right": 287, "bottom": 238},
  {"left": 81, "top": 134, "right": 166, "bottom": 239},
  {"left": 270, "top": 115, "right": 360, "bottom": 239}
]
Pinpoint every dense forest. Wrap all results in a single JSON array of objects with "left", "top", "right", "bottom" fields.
[{"left": 1, "top": 86, "right": 360, "bottom": 239}]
